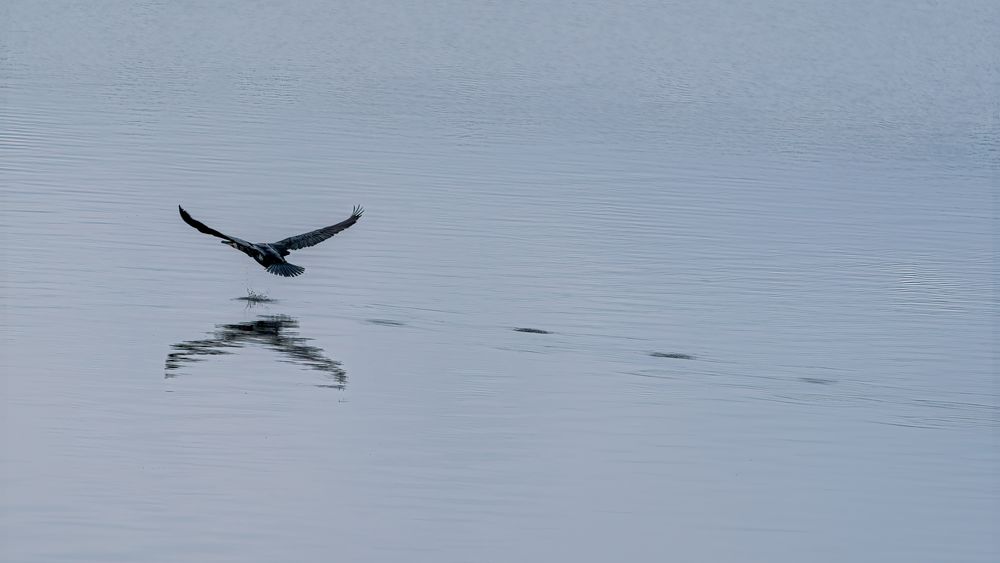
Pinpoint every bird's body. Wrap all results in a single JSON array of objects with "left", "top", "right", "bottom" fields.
[
  {"left": 178, "top": 205, "right": 363, "bottom": 277},
  {"left": 225, "top": 240, "right": 303, "bottom": 277}
]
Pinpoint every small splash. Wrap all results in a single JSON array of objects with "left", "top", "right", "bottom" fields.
[
  {"left": 514, "top": 327, "right": 552, "bottom": 334},
  {"left": 235, "top": 288, "right": 275, "bottom": 305},
  {"left": 368, "top": 319, "right": 405, "bottom": 326},
  {"left": 650, "top": 352, "right": 694, "bottom": 360}
]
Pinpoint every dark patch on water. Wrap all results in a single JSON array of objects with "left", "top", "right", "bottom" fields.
[
  {"left": 800, "top": 377, "right": 836, "bottom": 385},
  {"left": 368, "top": 319, "right": 405, "bottom": 326},
  {"left": 649, "top": 352, "right": 695, "bottom": 360},
  {"left": 514, "top": 327, "right": 552, "bottom": 334}
]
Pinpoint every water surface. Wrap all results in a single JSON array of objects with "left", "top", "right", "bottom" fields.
[{"left": 2, "top": 1, "right": 997, "bottom": 562}]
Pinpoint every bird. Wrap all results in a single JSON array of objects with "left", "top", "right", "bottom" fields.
[{"left": 178, "top": 204, "right": 363, "bottom": 277}]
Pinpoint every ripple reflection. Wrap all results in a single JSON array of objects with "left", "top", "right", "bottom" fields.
[{"left": 165, "top": 315, "right": 347, "bottom": 389}]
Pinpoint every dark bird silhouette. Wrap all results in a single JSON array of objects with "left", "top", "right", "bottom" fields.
[{"left": 178, "top": 205, "right": 363, "bottom": 277}]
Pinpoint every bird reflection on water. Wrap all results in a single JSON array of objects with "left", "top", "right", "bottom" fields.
[{"left": 165, "top": 315, "right": 347, "bottom": 389}]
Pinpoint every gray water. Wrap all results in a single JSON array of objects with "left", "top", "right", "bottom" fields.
[{"left": 2, "top": 1, "right": 997, "bottom": 561}]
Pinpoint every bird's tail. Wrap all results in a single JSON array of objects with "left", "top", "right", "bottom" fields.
[{"left": 267, "top": 263, "right": 305, "bottom": 277}]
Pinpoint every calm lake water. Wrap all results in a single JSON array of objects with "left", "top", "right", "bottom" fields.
[{"left": 2, "top": 1, "right": 997, "bottom": 561}]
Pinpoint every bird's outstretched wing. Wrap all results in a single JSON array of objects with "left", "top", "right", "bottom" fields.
[
  {"left": 178, "top": 206, "right": 255, "bottom": 253},
  {"left": 272, "top": 205, "right": 363, "bottom": 252}
]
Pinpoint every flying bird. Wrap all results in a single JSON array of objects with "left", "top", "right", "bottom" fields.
[{"left": 178, "top": 205, "right": 363, "bottom": 277}]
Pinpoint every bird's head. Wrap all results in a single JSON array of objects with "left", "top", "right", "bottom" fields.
[{"left": 221, "top": 240, "right": 236, "bottom": 248}]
